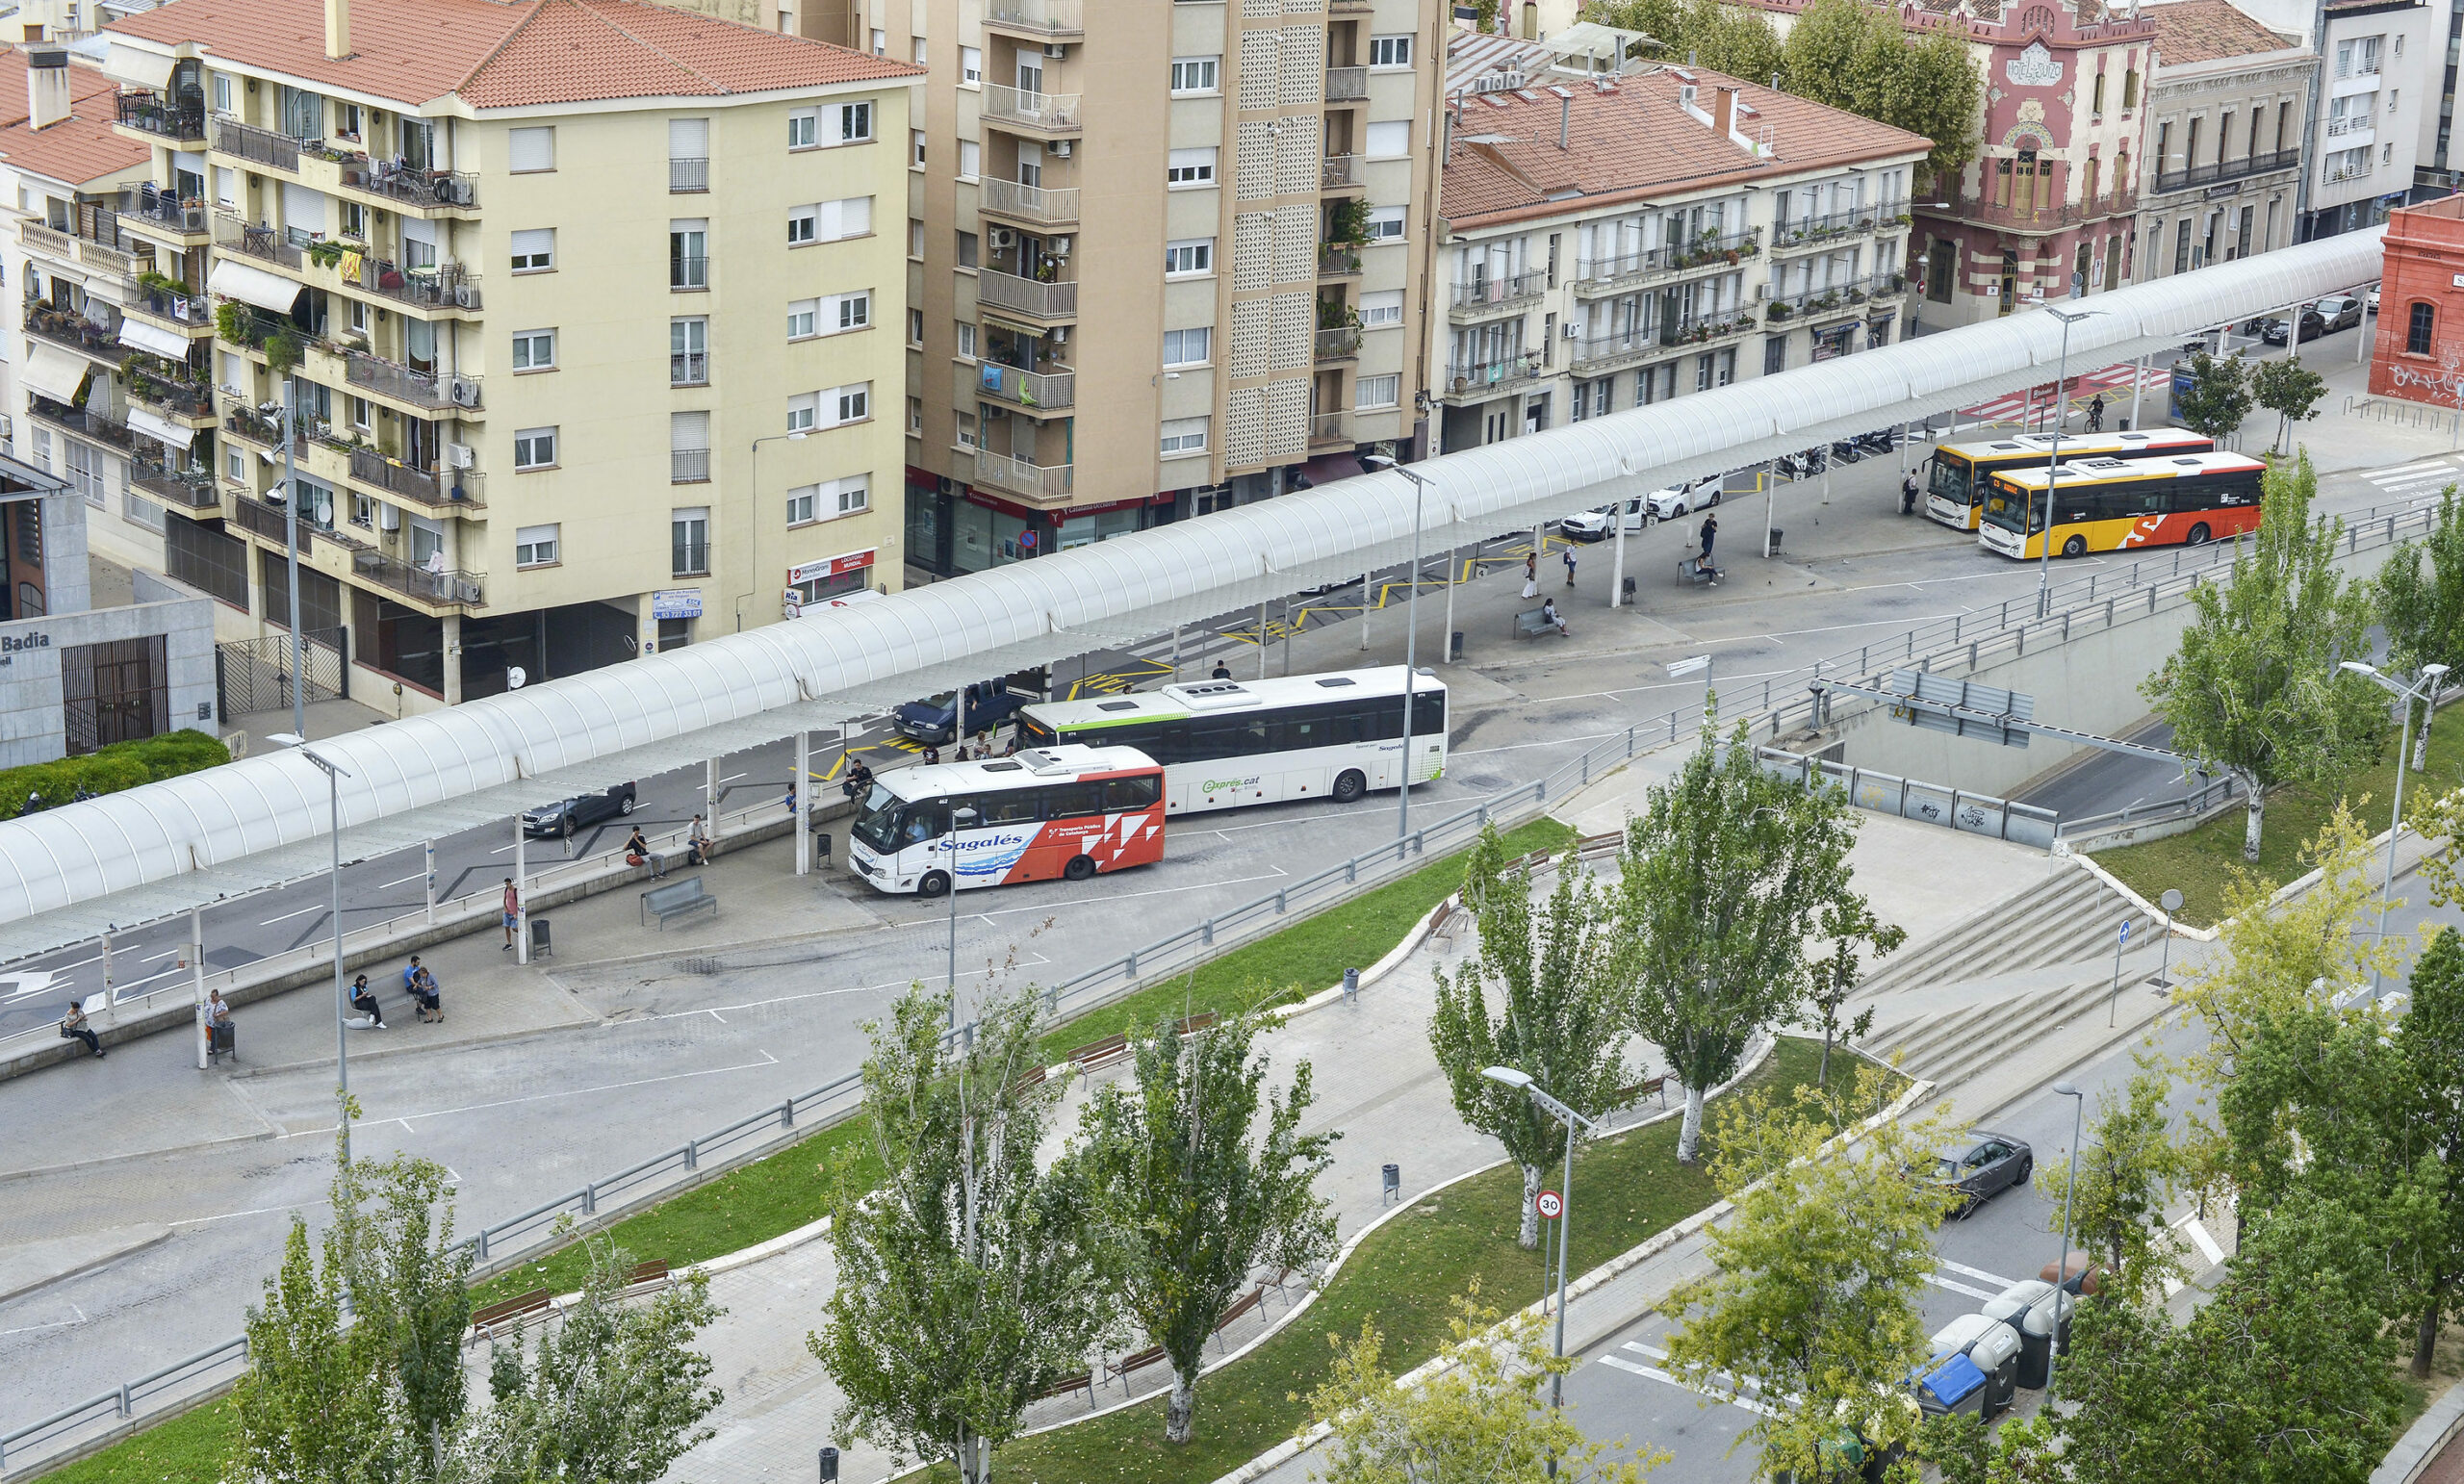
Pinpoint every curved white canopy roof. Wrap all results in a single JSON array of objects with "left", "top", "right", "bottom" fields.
[{"left": 0, "top": 229, "right": 2385, "bottom": 957}]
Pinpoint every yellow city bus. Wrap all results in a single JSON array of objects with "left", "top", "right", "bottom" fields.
[
  {"left": 1979, "top": 452, "right": 2266, "bottom": 560},
  {"left": 1924, "top": 428, "right": 2214, "bottom": 532}
]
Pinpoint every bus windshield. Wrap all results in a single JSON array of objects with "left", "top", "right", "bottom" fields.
[
  {"left": 1929, "top": 456, "right": 1973, "bottom": 507},
  {"left": 1981, "top": 481, "right": 2041, "bottom": 533},
  {"left": 851, "top": 783, "right": 939, "bottom": 853}
]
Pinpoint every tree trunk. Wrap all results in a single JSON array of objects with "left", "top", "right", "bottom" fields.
[
  {"left": 1166, "top": 1367, "right": 1197, "bottom": 1443},
  {"left": 1678, "top": 1084, "right": 1707, "bottom": 1164},
  {"left": 957, "top": 1424, "right": 986, "bottom": 1484},
  {"left": 2243, "top": 787, "right": 2265, "bottom": 862},
  {"left": 1818, "top": 1027, "right": 1833, "bottom": 1087},
  {"left": 2416, "top": 1274, "right": 2450, "bottom": 1379},
  {"left": 1519, "top": 1162, "right": 1543, "bottom": 1250},
  {"left": 2417, "top": 696, "right": 2435, "bottom": 772}
]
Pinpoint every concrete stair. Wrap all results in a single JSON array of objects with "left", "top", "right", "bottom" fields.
[
  {"left": 1856, "top": 866, "right": 2139, "bottom": 1001},
  {"left": 1859, "top": 977, "right": 2125, "bottom": 1094}
]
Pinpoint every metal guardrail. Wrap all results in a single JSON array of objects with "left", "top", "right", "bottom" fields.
[
  {"left": 1757, "top": 747, "right": 2060, "bottom": 848},
  {"left": 2053, "top": 773, "right": 2242, "bottom": 843}
]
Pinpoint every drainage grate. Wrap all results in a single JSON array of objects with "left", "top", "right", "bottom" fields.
[{"left": 676, "top": 958, "right": 721, "bottom": 976}]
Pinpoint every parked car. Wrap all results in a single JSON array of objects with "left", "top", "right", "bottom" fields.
[
  {"left": 895, "top": 679, "right": 1034, "bottom": 745},
  {"left": 2367, "top": 284, "right": 2381, "bottom": 315},
  {"left": 522, "top": 782, "right": 637, "bottom": 838},
  {"left": 1558, "top": 496, "right": 1648, "bottom": 542},
  {"left": 1929, "top": 1132, "right": 2034, "bottom": 1218},
  {"left": 1645, "top": 476, "right": 1725, "bottom": 521},
  {"left": 2312, "top": 294, "right": 2365, "bottom": 332},
  {"left": 2260, "top": 308, "right": 2325, "bottom": 345}
]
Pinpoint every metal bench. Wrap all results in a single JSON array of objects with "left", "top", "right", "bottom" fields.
[
  {"left": 1032, "top": 1370, "right": 1095, "bottom": 1406},
  {"left": 1104, "top": 1343, "right": 1168, "bottom": 1388},
  {"left": 1513, "top": 607, "right": 1564, "bottom": 639},
  {"left": 1676, "top": 560, "right": 1723, "bottom": 587},
  {"left": 639, "top": 876, "right": 717, "bottom": 930}
]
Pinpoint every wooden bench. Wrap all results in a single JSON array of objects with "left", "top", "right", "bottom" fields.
[
  {"left": 1173, "top": 1011, "right": 1219, "bottom": 1036},
  {"left": 1210, "top": 1285, "right": 1266, "bottom": 1350},
  {"left": 1032, "top": 1371, "right": 1095, "bottom": 1405},
  {"left": 470, "top": 1286, "right": 552, "bottom": 1343},
  {"left": 1012, "top": 1063, "right": 1049, "bottom": 1096},
  {"left": 639, "top": 877, "right": 718, "bottom": 930},
  {"left": 1067, "top": 1033, "right": 1132, "bottom": 1074},
  {"left": 1104, "top": 1343, "right": 1168, "bottom": 1388},
  {"left": 625, "top": 1259, "right": 670, "bottom": 1292},
  {"left": 1611, "top": 1076, "right": 1668, "bottom": 1113},
  {"left": 1513, "top": 607, "right": 1565, "bottom": 639}
]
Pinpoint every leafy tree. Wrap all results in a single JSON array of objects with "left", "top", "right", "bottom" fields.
[
  {"left": 231, "top": 1213, "right": 387, "bottom": 1484},
  {"left": 2170, "top": 350, "right": 2253, "bottom": 443},
  {"left": 1677, "top": 0, "right": 1784, "bottom": 85},
  {"left": 1077, "top": 1008, "right": 1338, "bottom": 1444},
  {"left": 1665, "top": 1063, "right": 1959, "bottom": 1482},
  {"left": 2251, "top": 356, "right": 2327, "bottom": 453},
  {"left": 809, "top": 985, "right": 1115, "bottom": 1484},
  {"left": 1306, "top": 1290, "right": 1662, "bottom": 1484},
  {"left": 2395, "top": 928, "right": 2464, "bottom": 1375},
  {"left": 2030, "top": 1066, "right": 2185, "bottom": 1303},
  {"left": 1430, "top": 826, "right": 1632, "bottom": 1247},
  {"left": 2140, "top": 452, "right": 2385, "bottom": 860},
  {"left": 2374, "top": 486, "right": 2464, "bottom": 767},
  {"left": 1613, "top": 714, "right": 1886, "bottom": 1162},
  {"left": 1807, "top": 895, "right": 1906, "bottom": 1088}
]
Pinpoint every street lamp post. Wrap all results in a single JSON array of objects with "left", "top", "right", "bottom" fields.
[
  {"left": 2028, "top": 298, "right": 2105, "bottom": 619},
  {"left": 1361, "top": 455, "right": 1433, "bottom": 841},
  {"left": 2340, "top": 659, "right": 2450, "bottom": 994},
  {"left": 942, "top": 803, "right": 979, "bottom": 1026},
  {"left": 2048, "top": 1080, "right": 2087, "bottom": 1399},
  {"left": 279, "top": 382, "right": 307, "bottom": 743},
  {"left": 1480, "top": 1063, "right": 1599, "bottom": 1465},
  {"left": 271, "top": 732, "right": 353, "bottom": 1163}
]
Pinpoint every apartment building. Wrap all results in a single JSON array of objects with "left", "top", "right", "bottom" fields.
[
  {"left": 2302, "top": 0, "right": 2435, "bottom": 238},
  {"left": 2132, "top": 0, "right": 2314, "bottom": 278},
  {"left": 1435, "top": 52, "right": 1928, "bottom": 450},
  {"left": 44, "top": 0, "right": 918, "bottom": 710},
  {"left": 802, "top": 0, "right": 1445, "bottom": 579}
]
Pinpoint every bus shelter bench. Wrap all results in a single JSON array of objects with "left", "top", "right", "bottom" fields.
[
  {"left": 1513, "top": 607, "right": 1562, "bottom": 639},
  {"left": 640, "top": 877, "right": 718, "bottom": 930},
  {"left": 470, "top": 1287, "right": 553, "bottom": 1343},
  {"left": 1676, "top": 561, "right": 1723, "bottom": 587},
  {"left": 1068, "top": 1033, "right": 1132, "bottom": 1074}
]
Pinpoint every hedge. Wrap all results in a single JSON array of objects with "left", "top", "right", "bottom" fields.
[{"left": 0, "top": 729, "right": 230, "bottom": 819}]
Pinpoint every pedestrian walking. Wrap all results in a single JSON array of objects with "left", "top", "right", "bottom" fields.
[
  {"left": 408, "top": 965, "right": 441, "bottom": 1023},
  {"left": 61, "top": 998, "right": 103, "bottom": 1058},
  {"left": 686, "top": 813, "right": 713, "bottom": 866},
  {"left": 500, "top": 878, "right": 519, "bottom": 950},
  {"left": 1562, "top": 547, "right": 1578, "bottom": 587},
  {"left": 348, "top": 974, "right": 386, "bottom": 1029},
  {"left": 1696, "top": 513, "right": 1719, "bottom": 575}
]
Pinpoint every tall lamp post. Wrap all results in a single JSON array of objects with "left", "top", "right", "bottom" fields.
[
  {"left": 1360, "top": 454, "right": 1433, "bottom": 841},
  {"left": 1481, "top": 1063, "right": 1598, "bottom": 1468},
  {"left": 2026, "top": 297, "right": 2104, "bottom": 619},
  {"left": 271, "top": 731, "right": 353, "bottom": 1163},
  {"left": 2339, "top": 659, "right": 2449, "bottom": 994},
  {"left": 942, "top": 802, "right": 979, "bottom": 1027},
  {"left": 2047, "top": 1080, "right": 2086, "bottom": 1399}
]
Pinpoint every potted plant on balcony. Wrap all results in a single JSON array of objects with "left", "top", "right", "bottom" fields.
[
  {"left": 304, "top": 238, "right": 346, "bottom": 269},
  {"left": 265, "top": 330, "right": 302, "bottom": 379},
  {"left": 1325, "top": 197, "right": 1371, "bottom": 249},
  {"left": 1766, "top": 299, "right": 1793, "bottom": 321},
  {"left": 1738, "top": 237, "right": 1761, "bottom": 258},
  {"left": 215, "top": 301, "right": 249, "bottom": 345}
]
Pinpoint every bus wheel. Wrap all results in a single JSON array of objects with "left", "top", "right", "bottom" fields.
[
  {"left": 918, "top": 870, "right": 951, "bottom": 898},
  {"left": 2061, "top": 535, "right": 2087, "bottom": 558},
  {"left": 2186, "top": 523, "right": 2212, "bottom": 546},
  {"left": 1332, "top": 769, "right": 1367, "bottom": 804},
  {"left": 1064, "top": 855, "right": 1096, "bottom": 883}
]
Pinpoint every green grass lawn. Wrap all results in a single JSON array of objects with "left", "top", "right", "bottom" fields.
[
  {"left": 38, "top": 1400, "right": 235, "bottom": 1484},
  {"left": 979, "top": 1036, "right": 1859, "bottom": 1484},
  {"left": 2092, "top": 712, "right": 2464, "bottom": 927}
]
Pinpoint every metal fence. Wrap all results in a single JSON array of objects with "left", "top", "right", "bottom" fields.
[
  {"left": 215, "top": 627, "right": 348, "bottom": 719},
  {"left": 2054, "top": 773, "right": 2244, "bottom": 849},
  {"left": 1756, "top": 747, "right": 2060, "bottom": 848}
]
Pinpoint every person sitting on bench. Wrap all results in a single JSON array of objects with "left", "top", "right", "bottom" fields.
[
  {"left": 1539, "top": 598, "right": 1568, "bottom": 636},
  {"left": 348, "top": 974, "right": 387, "bottom": 1029}
]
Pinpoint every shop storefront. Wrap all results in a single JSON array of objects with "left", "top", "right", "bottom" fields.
[
  {"left": 903, "top": 469, "right": 1175, "bottom": 577},
  {"left": 785, "top": 548, "right": 876, "bottom": 612}
]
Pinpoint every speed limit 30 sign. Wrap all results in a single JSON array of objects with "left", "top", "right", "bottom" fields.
[{"left": 1535, "top": 1190, "right": 1563, "bottom": 1219}]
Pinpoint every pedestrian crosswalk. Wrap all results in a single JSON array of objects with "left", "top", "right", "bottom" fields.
[
  {"left": 2363, "top": 457, "right": 2463, "bottom": 501},
  {"left": 1955, "top": 363, "right": 2163, "bottom": 428}
]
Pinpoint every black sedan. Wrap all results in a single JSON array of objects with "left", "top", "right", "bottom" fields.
[
  {"left": 2260, "top": 308, "right": 2327, "bottom": 345},
  {"left": 1930, "top": 1133, "right": 2034, "bottom": 1218},
  {"left": 521, "top": 781, "right": 637, "bottom": 838}
]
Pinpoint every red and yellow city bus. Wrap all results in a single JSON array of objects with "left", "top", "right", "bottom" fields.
[
  {"left": 1978, "top": 451, "right": 2266, "bottom": 560},
  {"left": 1925, "top": 427, "right": 2215, "bottom": 531}
]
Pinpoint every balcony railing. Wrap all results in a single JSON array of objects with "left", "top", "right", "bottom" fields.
[
  {"left": 976, "top": 362, "right": 1075, "bottom": 411},
  {"left": 116, "top": 185, "right": 207, "bottom": 234},
  {"left": 1309, "top": 410, "right": 1350, "bottom": 446},
  {"left": 984, "top": 0, "right": 1084, "bottom": 33},
  {"left": 1451, "top": 268, "right": 1549, "bottom": 316},
  {"left": 1575, "top": 226, "right": 1763, "bottom": 293},
  {"left": 671, "top": 448, "right": 711, "bottom": 484},
  {"left": 1320, "top": 245, "right": 1363, "bottom": 278},
  {"left": 346, "top": 350, "right": 475, "bottom": 411},
  {"left": 121, "top": 278, "right": 213, "bottom": 329},
  {"left": 116, "top": 91, "right": 206, "bottom": 142},
  {"left": 19, "top": 220, "right": 71, "bottom": 259},
  {"left": 670, "top": 349, "right": 708, "bottom": 386},
  {"left": 983, "top": 84, "right": 1084, "bottom": 133},
  {"left": 127, "top": 372, "right": 214, "bottom": 421},
  {"left": 1442, "top": 356, "right": 1546, "bottom": 398},
  {"left": 348, "top": 447, "right": 481, "bottom": 509},
  {"left": 28, "top": 394, "right": 139, "bottom": 452},
  {"left": 977, "top": 269, "right": 1078, "bottom": 319},
  {"left": 22, "top": 300, "right": 123, "bottom": 360},
  {"left": 2326, "top": 158, "right": 2374, "bottom": 184},
  {"left": 672, "top": 254, "right": 708, "bottom": 291},
  {"left": 670, "top": 157, "right": 708, "bottom": 192},
  {"left": 215, "top": 213, "right": 301, "bottom": 269},
  {"left": 1943, "top": 192, "right": 2135, "bottom": 230},
  {"left": 80, "top": 236, "right": 140, "bottom": 275},
  {"left": 222, "top": 405, "right": 294, "bottom": 448},
  {"left": 1771, "top": 204, "right": 1904, "bottom": 251},
  {"left": 2327, "top": 115, "right": 2371, "bottom": 138},
  {"left": 1315, "top": 325, "right": 1361, "bottom": 360},
  {"left": 233, "top": 493, "right": 324, "bottom": 550},
  {"left": 1761, "top": 271, "right": 1906, "bottom": 321},
  {"left": 131, "top": 454, "right": 219, "bottom": 509},
  {"left": 971, "top": 448, "right": 1073, "bottom": 499},
  {"left": 2151, "top": 148, "right": 2301, "bottom": 193},
  {"left": 981, "top": 178, "right": 1081, "bottom": 226},
  {"left": 1325, "top": 65, "right": 1369, "bottom": 101},
  {"left": 332, "top": 157, "right": 477, "bottom": 210},
  {"left": 1322, "top": 154, "right": 1363, "bottom": 190},
  {"left": 353, "top": 549, "right": 483, "bottom": 608},
  {"left": 329, "top": 254, "right": 480, "bottom": 314},
  {"left": 212, "top": 115, "right": 300, "bottom": 172}
]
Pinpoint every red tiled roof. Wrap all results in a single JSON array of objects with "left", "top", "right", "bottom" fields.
[
  {"left": 1440, "top": 65, "right": 1929, "bottom": 228},
  {"left": 2148, "top": 0, "right": 2300, "bottom": 66},
  {"left": 107, "top": 0, "right": 921, "bottom": 112},
  {"left": 0, "top": 52, "right": 151, "bottom": 186}
]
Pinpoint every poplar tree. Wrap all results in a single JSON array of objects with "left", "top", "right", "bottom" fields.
[{"left": 2375, "top": 485, "right": 2464, "bottom": 767}]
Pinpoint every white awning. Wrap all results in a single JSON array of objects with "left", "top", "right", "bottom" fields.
[
  {"left": 126, "top": 406, "right": 194, "bottom": 449},
  {"left": 116, "top": 319, "right": 191, "bottom": 359},
  {"left": 102, "top": 43, "right": 176, "bottom": 90},
  {"left": 206, "top": 258, "right": 303, "bottom": 314},
  {"left": 20, "top": 344, "right": 90, "bottom": 404}
]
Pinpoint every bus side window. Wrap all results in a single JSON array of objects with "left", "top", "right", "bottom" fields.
[
  {"left": 1412, "top": 691, "right": 1446, "bottom": 738},
  {"left": 1280, "top": 715, "right": 1318, "bottom": 751},
  {"left": 1321, "top": 708, "right": 1367, "bottom": 746},
  {"left": 1046, "top": 781, "right": 1106, "bottom": 818},
  {"left": 1104, "top": 774, "right": 1162, "bottom": 809},
  {"left": 978, "top": 789, "right": 1043, "bottom": 827},
  {"left": 899, "top": 801, "right": 950, "bottom": 845}
]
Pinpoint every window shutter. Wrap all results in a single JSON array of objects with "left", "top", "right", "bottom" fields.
[
  {"left": 508, "top": 127, "right": 554, "bottom": 172},
  {"left": 669, "top": 117, "right": 708, "bottom": 158}
]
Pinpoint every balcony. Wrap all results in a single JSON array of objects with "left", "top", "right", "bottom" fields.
[
  {"left": 1322, "top": 154, "right": 1363, "bottom": 192},
  {"left": 1440, "top": 356, "right": 1547, "bottom": 403},
  {"left": 670, "top": 157, "right": 708, "bottom": 192},
  {"left": 345, "top": 349, "right": 477, "bottom": 412},
  {"left": 215, "top": 213, "right": 302, "bottom": 270},
  {"left": 1940, "top": 192, "right": 2134, "bottom": 231},
  {"left": 981, "top": 179, "right": 1081, "bottom": 227},
  {"left": 18, "top": 220, "right": 72, "bottom": 261},
  {"left": 348, "top": 447, "right": 483, "bottom": 511},
  {"left": 2151, "top": 148, "right": 2300, "bottom": 194},
  {"left": 1770, "top": 204, "right": 1902, "bottom": 255},
  {"left": 131, "top": 454, "right": 219, "bottom": 510},
  {"left": 121, "top": 278, "right": 215, "bottom": 334},
  {"left": 984, "top": 0, "right": 1084, "bottom": 37},
  {"left": 1315, "top": 325, "right": 1361, "bottom": 361},
  {"left": 670, "top": 349, "right": 708, "bottom": 386},
  {"left": 1450, "top": 268, "right": 1548, "bottom": 321},
  {"left": 1325, "top": 65, "right": 1369, "bottom": 102},
  {"left": 115, "top": 185, "right": 209, "bottom": 239},
  {"left": 971, "top": 448, "right": 1073, "bottom": 500},
  {"left": 126, "top": 371, "right": 216, "bottom": 422},
  {"left": 352, "top": 548, "right": 483, "bottom": 610},
  {"left": 672, "top": 254, "right": 709, "bottom": 292},
  {"left": 982, "top": 84, "right": 1084, "bottom": 137},
  {"left": 977, "top": 268, "right": 1078, "bottom": 321},
  {"left": 232, "top": 493, "right": 321, "bottom": 551},
  {"left": 976, "top": 361, "right": 1075, "bottom": 412},
  {"left": 29, "top": 394, "right": 141, "bottom": 453},
  {"left": 222, "top": 404, "right": 295, "bottom": 449},
  {"left": 212, "top": 115, "right": 300, "bottom": 173},
  {"left": 1319, "top": 245, "right": 1363, "bottom": 279},
  {"left": 22, "top": 300, "right": 127, "bottom": 363},
  {"left": 320, "top": 251, "right": 480, "bottom": 315},
  {"left": 2325, "top": 158, "right": 2374, "bottom": 185},
  {"left": 1309, "top": 410, "right": 1350, "bottom": 448},
  {"left": 324, "top": 156, "right": 477, "bottom": 212},
  {"left": 671, "top": 448, "right": 711, "bottom": 484},
  {"left": 116, "top": 91, "right": 206, "bottom": 145},
  {"left": 217, "top": 306, "right": 298, "bottom": 354},
  {"left": 1761, "top": 271, "right": 1906, "bottom": 324}
]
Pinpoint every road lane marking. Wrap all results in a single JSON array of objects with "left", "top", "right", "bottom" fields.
[
  {"left": 259, "top": 905, "right": 323, "bottom": 927},
  {"left": 2368, "top": 460, "right": 2453, "bottom": 480},
  {"left": 2181, "top": 1216, "right": 2225, "bottom": 1265},
  {"left": 636, "top": 957, "right": 1054, "bottom": 1023},
  {"left": 379, "top": 873, "right": 427, "bottom": 889},
  {"left": 372, "top": 1051, "right": 783, "bottom": 1130},
  {"left": 1938, "top": 1259, "right": 2022, "bottom": 1289},
  {"left": 1930, "top": 1275, "right": 2003, "bottom": 1301},
  {"left": 140, "top": 948, "right": 182, "bottom": 963},
  {"left": 1599, "top": 1349, "right": 1780, "bottom": 1417}
]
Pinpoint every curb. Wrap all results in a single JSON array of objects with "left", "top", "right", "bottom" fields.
[
  {"left": 2374, "top": 1376, "right": 2464, "bottom": 1484},
  {"left": 0, "top": 1223, "right": 172, "bottom": 1306},
  {"left": 0, "top": 1127, "right": 276, "bottom": 1187}
]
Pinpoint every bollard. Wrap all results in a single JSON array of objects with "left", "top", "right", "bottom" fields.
[
  {"left": 583, "top": 1182, "right": 598, "bottom": 1215},
  {"left": 1202, "top": 917, "right": 1215, "bottom": 944},
  {"left": 1275, "top": 889, "right": 1288, "bottom": 913},
  {"left": 1625, "top": 726, "right": 1635, "bottom": 756}
]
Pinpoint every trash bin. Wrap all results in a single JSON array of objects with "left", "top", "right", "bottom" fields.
[
  {"left": 1381, "top": 1163, "right": 1400, "bottom": 1204},
  {"left": 1911, "top": 1352, "right": 1987, "bottom": 1420},
  {"left": 528, "top": 917, "right": 552, "bottom": 959},
  {"left": 1982, "top": 1279, "right": 2070, "bottom": 1389},
  {"left": 1342, "top": 966, "right": 1360, "bottom": 1001},
  {"left": 1620, "top": 576, "right": 1636, "bottom": 602},
  {"left": 1766, "top": 529, "right": 1784, "bottom": 556},
  {"left": 819, "top": 1446, "right": 839, "bottom": 1482},
  {"left": 813, "top": 830, "right": 833, "bottom": 863},
  {"left": 1931, "top": 1313, "right": 2020, "bottom": 1418},
  {"left": 1450, "top": 630, "right": 1465, "bottom": 661}
]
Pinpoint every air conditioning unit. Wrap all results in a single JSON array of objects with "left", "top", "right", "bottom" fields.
[
  {"left": 1042, "top": 41, "right": 1066, "bottom": 57},
  {"left": 1050, "top": 140, "right": 1071, "bottom": 158},
  {"left": 1050, "top": 324, "right": 1068, "bottom": 343},
  {"left": 1561, "top": 321, "right": 1578, "bottom": 337},
  {"left": 1051, "top": 235, "right": 1071, "bottom": 256},
  {"left": 445, "top": 441, "right": 475, "bottom": 469},
  {"left": 988, "top": 226, "right": 1016, "bottom": 250},
  {"left": 453, "top": 283, "right": 477, "bottom": 308},
  {"left": 449, "top": 377, "right": 480, "bottom": 408},
  {"left": 378, "top": 503, "right": 401, "bottom": 531}
]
